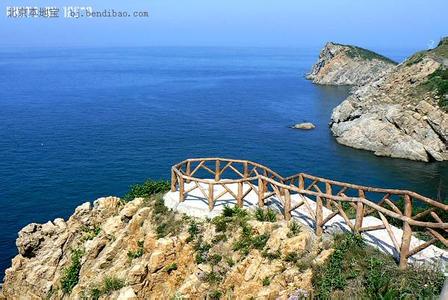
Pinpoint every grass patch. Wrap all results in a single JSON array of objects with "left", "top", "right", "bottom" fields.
[
  {"left": 312, "top": 233, "right": 444, "bottom": 299},
  {"left": 149, "top": 194, "right": 185, "bottom": 239},
  {"left": 262, "top": 249, "right": 281, "bottom": 260},
  {"left": 211, "top": 233, "right": 227, "bottom": 244},
  {"left": 123, "top": 179, "right": 170, "bottom": 201},
  {"left": 204, "top": 271, "right": 223, "bottom": 284},
  {"left": 425, "top": 67, "right": 448, "bottom": 110},
  {"left": 287, "top": 221, "right": 301, "bottom": 238},
  {"left": 254, "top": 208, "right": 277, "bottom": 222},
  {"left": 127, "top": 240, "right": 144, "bottom": 260},
  {"left": 164, "top": 262, "right": 178, "bottom": 274},
  {"left": 80, "top": 225, "right": 101, "bottom": 242},
  {"left": 208, "top": 253, "right": 222, "bottom": 265},
  {"left": 262, "top": 276, "right": 271, "bottom": 286},
  {"left": 225, "top": 257, "right": 235, "bottom": 267},
  {"left": 103, "top": 276, "right": 125, "bottom": 294},
  {"left": 283, "top": 252, "right": 301, "bottom": 263},
  {"left": 336, "top": 43, "right": 396, "bottom": 64},
  {"left": 186, "top": 221, "right": 200, "bottom": 242},
  {"left": 212, "top": 205, "right": 250, "bottom": 233},
  {"left": 194, "top": 238, "right": 212, "bottom": 264},
  {"left": 233, "top": 224, "right": 269, "bottom": 255},
  {"left": 208, "top": 290, "right": 222, "bottom": 300},
  {"left": 60, "top": 249, "right": 84, "bottom": 294},
  {"left": 89, "top": 276, "right": 125, "bottom": 299}
]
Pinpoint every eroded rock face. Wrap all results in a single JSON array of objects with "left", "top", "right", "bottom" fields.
[
  {"left": 307, "top": 42, "right": 397, "bottom": 86},
  {"left": 330, "top": 50, "right": 448, "bottom": 162},
  {"left": 2, "top": 196, "right": 334, "bottom": 299}
]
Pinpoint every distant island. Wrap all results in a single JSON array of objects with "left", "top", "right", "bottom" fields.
[{"left": 308, "top": 38, "right": 448, "bottom": 162}]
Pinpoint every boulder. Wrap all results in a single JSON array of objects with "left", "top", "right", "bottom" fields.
[{"left": 291, "top": 122, "right": 316, "bottom": 130}]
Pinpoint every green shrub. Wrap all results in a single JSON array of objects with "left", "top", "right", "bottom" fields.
[
  {"left": 127, "top": 241, "right": 144, "bottom": 260},
  {"left": 208, "top": 290, "right": 222, "bottom": 300},
  {"left": 233, "top": 225, "right": 269, "bottom": 255},
  {"left": 284, "top": 252, "right": 300, "bottom": 263},
  {"left": 312, "top": 233, "right": 444, "bottom": 299},
  {"left": 89, "top": 287, "right": 102, "bottom": 300},
  {"left": 103, "top": 276, "right": 125, "bottom": 294},
  {"left": 254, "top": 208, "right": 277, "bottom": 222},
  {"left": 80, "top": 225, "right": 101, "bottom": 242},
  {"left": 194, "top": 239, "right": 211, "bottom": 264},
  {"left": 123, "top": 180, "right": 170, "bottom": 201},
  {"left": 61, "top": 249, "right": 84, "bottom": 294},
  {"left": 212, "top": 206, "right": 251, "bottom": 234},
  {"left": 164, "top": 262, "right": 178, "bottom": 274},
  {"left": 151, "top": 195, "right": 184, "bottom": 239},
  {"left": 208, "top": 253, "right": 222, "bottom": 265},
  {"left": 429, "top": 68, "right": 448, "bottom": 110},
  {"left": 211, "top": 234, "right": 227, "bottom": 244},
  {"left": 262, "top": 276, "right": 271, "bottom": 286},
  {"left": 204, "top": 271, "right": 223, "bottom": 284},
  {"left": 287, "top": 221, "right": 301, "bottom": 238},
  {"left": 212, "top": 216, "right": 228, "bottom": 232},
  {"left": 225, "top": 257, "right": 235, "bottom": 267},
  {"left": 186, "top": 221, "right": 200, "bottom": 242},
  {"left": 262, "top": 249, "right": 281, "bottom": 260}
]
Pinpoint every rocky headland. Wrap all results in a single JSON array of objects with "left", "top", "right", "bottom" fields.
[
  {"left": 329, "top": 38, "right": 448, "bottom": 161},
  {"left": 306, "top": 42, "right": 397, "bottom": 86},
  {"left": 1, "top": 195, "right": 332, "bottom": 299}
]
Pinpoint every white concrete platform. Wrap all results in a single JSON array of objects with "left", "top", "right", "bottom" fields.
[{"left": 164, "top": 181, "right": 448, "bottom": 270}]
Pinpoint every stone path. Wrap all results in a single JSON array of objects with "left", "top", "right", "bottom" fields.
[{"left": 164, "top": 181, "right": 448, "bottom": 270}]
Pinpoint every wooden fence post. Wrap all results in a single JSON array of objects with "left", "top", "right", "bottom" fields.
[
  {"left": 316, "top": 196, "right": 323, "bottom": 236},
  {"left": 399, "top": 195, "right": 413, "bottom": 269},
  {"left": 284, "top": 189, "right": 291, "bottom": 221},
  {"left": 258, "top": 177, "right": 264, "bottom": 207},
  {"left": 208, "top": 183, "right": 214, "bottom": 211},
  {"left": 355, "top": 190, "right": 365, "bottom": 233},
  {"left": 215, "top": 159, "right": 221, "bottom": 181},
  {"left": 171, "top": 168, "right": 177, "bottom": 192},
  {"left": 179, "top": 176, "right": 185, "bottom": 202},
  {"left": 325, "top": 182, "right": 332, "bottom": 209},
  {"left": 299, "top": 175, "right": 304, "bottom": 190},
  {"left": 185, "top": 161, "right": 191, "bottom": 183},
  {"left": 243, "top": 162, "right": 248, "bottom": 178},
  {"left": 237, "top": 181, "right": 243, "bottom": 207}
]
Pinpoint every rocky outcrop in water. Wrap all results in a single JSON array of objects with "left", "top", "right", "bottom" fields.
[
  {"left": 1, "top": 196, "right": 333, "bottom": 299},
  {"left": 330, "top": 38, "right": 448, "bottom": 162},
  {"left": 307, "top": 42, "right": 397, "bottom": 86}
]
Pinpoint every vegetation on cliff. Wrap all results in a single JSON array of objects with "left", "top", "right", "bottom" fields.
[
  {"left": 313, "top": 233, "right": 444, "bottom": 299},
  {"left": 333, "top": 43, "right": 397, "bottom": 64}
]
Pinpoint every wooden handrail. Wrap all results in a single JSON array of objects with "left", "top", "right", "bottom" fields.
[{"left": 170, "top": 157, "right": 447, "bottom": 269}]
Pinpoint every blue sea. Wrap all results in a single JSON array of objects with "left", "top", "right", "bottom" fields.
[{"left": 0, "top": 47, "right": 446, "bottom": 278}]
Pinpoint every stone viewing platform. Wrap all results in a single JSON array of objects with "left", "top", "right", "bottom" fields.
[{"left": 165, "top": 158, "right": 448, "bottom": 270}]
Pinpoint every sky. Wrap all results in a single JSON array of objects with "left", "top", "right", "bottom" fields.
[{"left": 1, "top": 0, "right": 447, "bottom": 51}]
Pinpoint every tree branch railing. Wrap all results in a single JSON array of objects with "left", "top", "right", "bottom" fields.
[{"left": 170, "top": 158, "right": 448, "bottom": 269}]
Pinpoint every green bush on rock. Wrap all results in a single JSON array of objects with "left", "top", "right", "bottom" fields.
[
  {"left": 60, "top": 249, "right": 84, "bottom": 294},
  {"left": 123, "top": 179, "right": 170, "bottom": 201},
  {"left": 312, "top": 233, "right": 445, "bottom": 299}
]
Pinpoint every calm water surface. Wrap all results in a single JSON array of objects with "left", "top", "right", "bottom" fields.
[{"left": 0, "top": 47, "right": 446, "bottom": 277}]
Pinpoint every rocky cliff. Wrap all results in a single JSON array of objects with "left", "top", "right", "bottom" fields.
[
  {"left": 330, "top": 38, "right": 448, "bottom": 162},
  {"left": 307, "top": 42, "right": 397, "bottom": 86},
  {"left": 1, "top": 195, "right": 333, "bottom": 299}
]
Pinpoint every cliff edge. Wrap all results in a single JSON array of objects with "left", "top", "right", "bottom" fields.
[
  {"left": 1, "top": 195, "right": 331, "bottom": 299},
  {"left": 330, "top": 38, "right": 448, "bottom": 162},
  {"left": 307, "top": 42, "right": 397, "bottom": 86}
]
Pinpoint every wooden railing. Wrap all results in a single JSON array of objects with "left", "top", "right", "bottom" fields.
[{"left": 171, "top": 158, "right": 448, "bottom": 269}]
